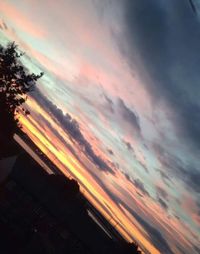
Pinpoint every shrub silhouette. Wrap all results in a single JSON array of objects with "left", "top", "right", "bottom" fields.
[{"left": 0, "top": 42, "right": 43, "bottom": 138}]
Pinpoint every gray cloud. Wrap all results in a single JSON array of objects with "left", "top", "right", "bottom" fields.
[
  {"left": 81, "top": 166, "right": 173, "bottom": 254},
  {"left": 194, "top": 245, "right": 200, "bottom": 254},
  {"left": 123, "top": 172, "right": 150, "bottom": 197},
  {"left": 132, "top": 210, "right": 174, "bottom": 254},
  {"left": 120, "top": 0, "right": 200, "bottom": 150},
  {"left": 29, "top": 92, "right": 173, "bottom": 254},
  {"left": 138, "top": 160, "right": 149, "bottom": 174},
  {"left": 156, "top": 186, "right": 169, "bottom": 210},
  {"left": 157, "top": 168, "right": 172, "bottom": 187},
  {"left": 119, "top": 200, "right": 174, "bottom": 254},
  {"left": 197, "top": 201, "right": 200, "bottom": 216},
  {"left": 124, "top": 172, "right": 131, "bottom": 182},
  {"left": 153, "top": 143, "right": 200, "bottom": 193},
  {"left": 118, "top": 98, "right": 141, "bottom": 135},
  {"left": 0, "top": 20, "right": 8, "bottom": 31},
  {"left": 158, "top": 197, "right": 168, "bottom": 211},
  {"left": 122, "top": 139, "right": 149, "bottom": 173},
  {"left": 122, "top": 139, "right": 134, "bottom": 152},
  {"left": 133, "top": 178, "right": 150, "bottom": 197},
  {"left": 31, "top": 89, "right": 114, "bottom": 174},
  {"left": 156, "top": 186, "right": 169, "bottom": 201},
  {"left": 107, "top": 148, "right": 114, "bottom": 155},
  {"left": 102, "top": 92, "right": 115, "bottom": 114},
  {"left": 189, "top": 0, "right": 198, "bottom": 14},
  {"left": 124, "top": 177, "right": 150, "bottom": 197}
]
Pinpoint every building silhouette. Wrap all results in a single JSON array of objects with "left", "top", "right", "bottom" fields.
[{"left": 0, "top": 152, "right": 141, "bottom": 254}]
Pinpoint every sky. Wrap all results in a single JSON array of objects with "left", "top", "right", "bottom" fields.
[{"left": 0, "top": 0, "right": 200, "bottom": 253}]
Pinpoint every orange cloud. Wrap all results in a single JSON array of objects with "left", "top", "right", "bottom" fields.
[
  {"left": 17, "top": 97, "right": 197, "bottom": 254},
  {"left": 17, "top": 98, "right": 162, "bottom": 253}
]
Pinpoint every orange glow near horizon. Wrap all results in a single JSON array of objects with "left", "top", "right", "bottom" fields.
[
  {"left": 1, "top": 2, "right": 198, "bottom": 253},
  {"left": 17, "top": 98, "right": 162, "bottom": 254}
]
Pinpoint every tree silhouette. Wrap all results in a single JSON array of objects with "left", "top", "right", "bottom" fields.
[{"left": 0, "top": 42, "right": 43, "bottom": 139}]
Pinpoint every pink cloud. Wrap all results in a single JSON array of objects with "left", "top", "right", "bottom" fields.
[{"left": 0, "top": 1, "right": 47, "bottom": 38}]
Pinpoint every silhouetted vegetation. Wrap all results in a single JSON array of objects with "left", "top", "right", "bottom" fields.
[
  {"left": 0, "top": 42, "right": 42, "bottom": 158},
  {"left": 0, "top": 42, "right": 43, "bottom": 138}
]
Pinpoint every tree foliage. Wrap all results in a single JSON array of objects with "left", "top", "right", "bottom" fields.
[{"left": 0, "top": 42, "right": 43, "bottom": 138}]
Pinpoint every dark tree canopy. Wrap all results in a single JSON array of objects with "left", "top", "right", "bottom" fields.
[{"left": 0, "top": 42, "right": 43, "bottom": 138}]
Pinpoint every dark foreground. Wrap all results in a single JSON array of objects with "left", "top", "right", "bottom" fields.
[{"left": 0, "top": 152, "right": 142, "bottom": 254}]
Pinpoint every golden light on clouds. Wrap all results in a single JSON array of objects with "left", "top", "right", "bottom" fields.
[{"left": 17, "top": 98, "right": 161, "bottom": 254}]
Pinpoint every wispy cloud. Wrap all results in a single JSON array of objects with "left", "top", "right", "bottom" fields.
[{"left": 1, "top": 1, "right": 200, "bottom": 253}]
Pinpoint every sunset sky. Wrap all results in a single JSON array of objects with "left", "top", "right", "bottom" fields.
[{"left": 0, "top": 0, "right": 200, "bottom": 253}]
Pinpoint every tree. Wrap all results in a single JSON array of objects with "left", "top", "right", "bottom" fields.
[{"left": 0, "top": 42, "right": 43, "bottom": 139}]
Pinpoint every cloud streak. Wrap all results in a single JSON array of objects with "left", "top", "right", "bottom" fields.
[
  {"left": 1, "top": 1, "right": 200, "bottom": 253},
  {"left": 121, "top": 0, "right": 200, "bottom": 150},
  {"left": 32, "top": 89, "right": 114, "bottom": 174}
]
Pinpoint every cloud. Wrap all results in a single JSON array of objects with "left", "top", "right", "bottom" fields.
[
  {"left": 119, "top": 200, "right": 175, "bottom": 254},
  {"left": 188, "top": 0, "right": 198, "bottom": 14},
  {"left": 120, "top": 0, "right": 200, "bottom": 149},
  {"left": 157, "top": 168, "right": 172, "bottom": 186},
  {"left": 197, "top": 200, "right": 200, "bottom": 215},
  {"left": 133, "top": 178, "right": 150, "bottom": 197},
  {"left": 153, "top": 143, "right": 200, "bottom": 193},
  {"left": 122, "top": 171, "right": 150, "bottom": 197},
  {"left": 118, "top": 98, "right": 141, "bottom": 135},
  {"left": 187, "top": 170, "right": 200, "bottom": 194},
  {"left": 107, "top": 148, "right": 114, "bottom": 155},
  {"left": 122, "top": 139, "right": 149, "bottom": 173},
  {"left": 122, "top": 139, "right": 134, "bottom": 152},
  {"left": 156, "top": 186, "right": 169, "bottom": 201},
  {"left": 137, "top": 159, "right": 149, "bottom": 174},
  {"left": 156, "top": 186, "right": 169, "bottom": 210},
  {"left": 31, "top": 89, "right": 114, "bottom": 174},
  {"left": 124, "top": 177, "right": 150, "bottom": 198},
  {"left": 132, "top": 211, "right": 174, "bottom": 254},
  {"left": 102, "top": 92, "right": 115, "bottom": 114},
  {"left": 194, "top": 245, "right": 200, "bottom": 254},
  {"left": 0, "top": 2, "right": 46, "bottom": 38},
  {"left": 158, "top": 197, "right": 168, "bottom": 211},
  {"left": 0, "top": 20, "right": 8, "bottom": 31}
]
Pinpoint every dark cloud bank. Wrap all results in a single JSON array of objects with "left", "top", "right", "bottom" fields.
[
  {"left": 120, "top": 0, "right": 200, "bottom": 150},
  {"left": 32, "top": 89, "right": 114, "bottom": 174}
]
